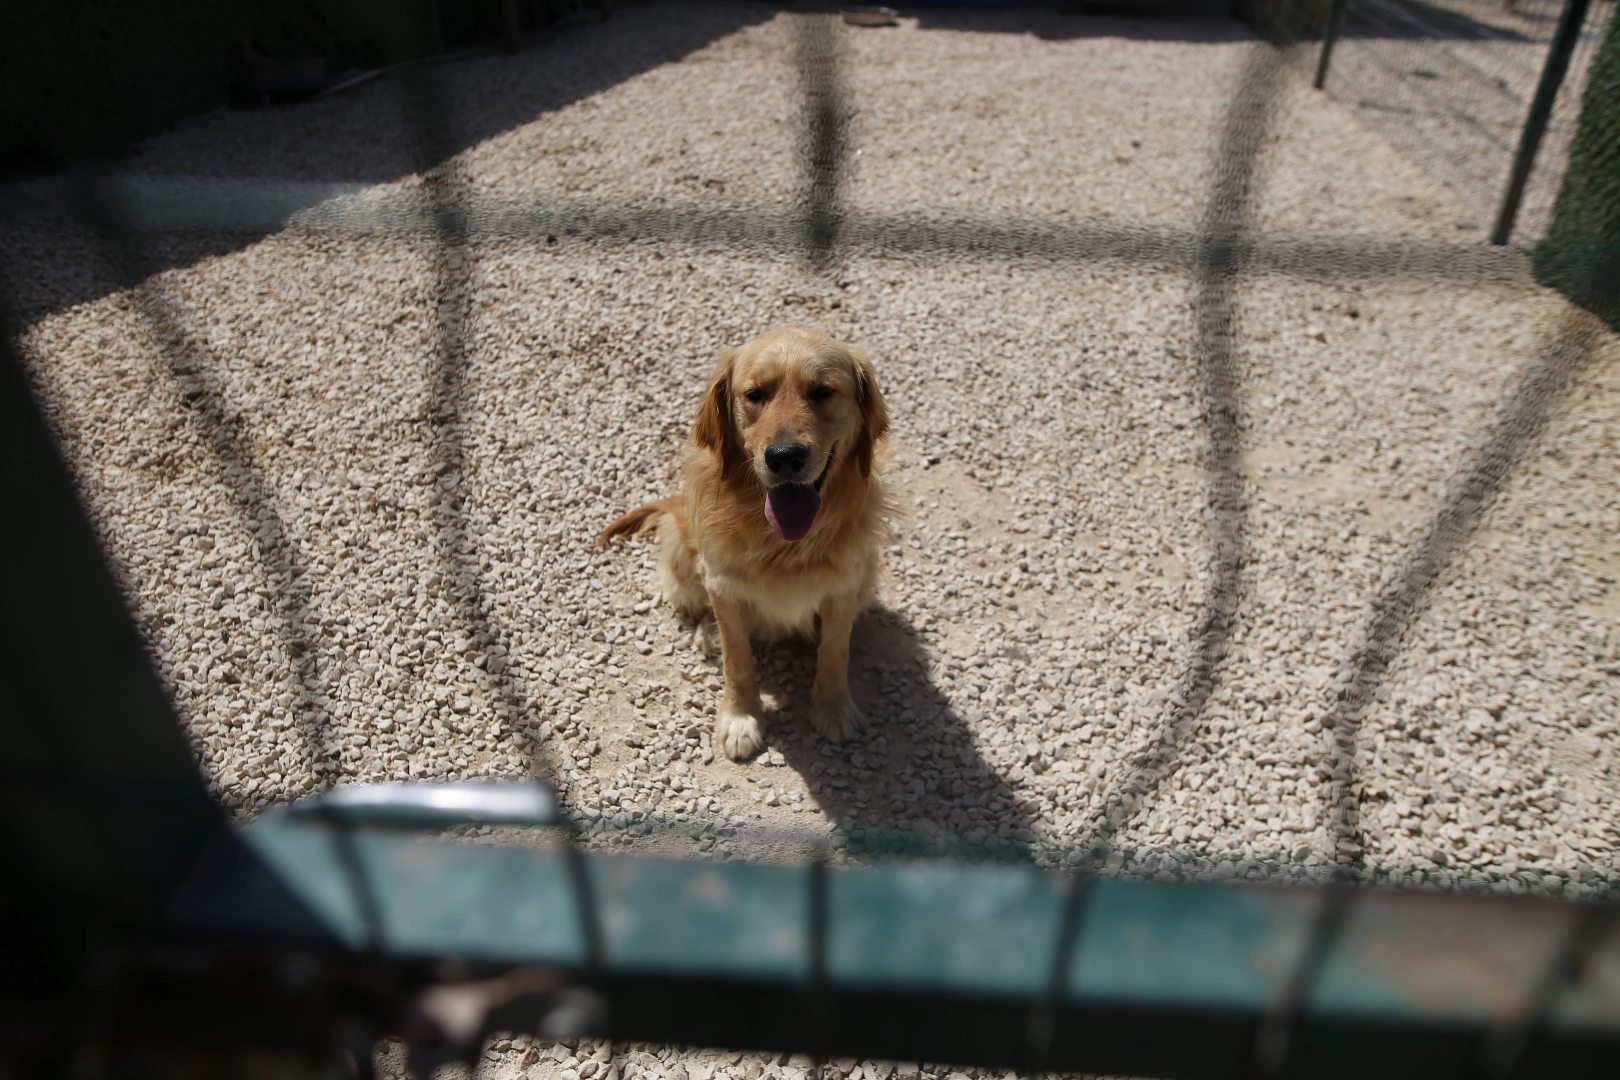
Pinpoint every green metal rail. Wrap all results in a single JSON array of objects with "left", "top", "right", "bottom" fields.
[{"left": 229, "top": 791, "right": 1620, "bottom": 1080}]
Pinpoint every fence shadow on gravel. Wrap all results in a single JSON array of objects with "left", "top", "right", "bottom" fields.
[
  {"left": 139, "top": 2, "right": 777, "bottom": 187},
  {"left": 71, "top": 186, "right": 337, "bottom": 799},
  {"left": 7, "top": 5, "right": 1620, "bottom": 1078},
  {"left": 1322, "top": 306, "right": 1606, "bottom": 864},
  {"left": 1335, "top": 0, "right": 1540, "bottom": 40}
]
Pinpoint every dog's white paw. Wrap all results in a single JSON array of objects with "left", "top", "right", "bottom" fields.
[
  {"left": 716, "top": 705, "right": 765, "bottom": 761},
  {"left": 811, "top": 694, "right": 864, "bottom": 744}
]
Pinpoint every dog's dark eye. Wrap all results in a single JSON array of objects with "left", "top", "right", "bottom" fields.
[
  {"left": 808, "top": 386, "right": 835, "bottom": 403},
  {"left": 744, "top": 388, "right": 767, "bottom": 404}
]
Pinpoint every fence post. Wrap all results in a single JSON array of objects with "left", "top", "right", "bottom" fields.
[
  {"left": 1313, "top": 0, "right": 1350, "bottom": 90},
  {"left": 1491, "top": 0, "right": 1594, "bottom": 244}
]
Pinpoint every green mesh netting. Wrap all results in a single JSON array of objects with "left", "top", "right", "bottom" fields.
[{"left": 1538, "top": 4, "right": 1620, "bottom": 327}]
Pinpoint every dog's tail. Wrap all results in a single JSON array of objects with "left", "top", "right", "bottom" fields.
[{"left": 597, "top": 497, "right": 677, "bottom": 548}]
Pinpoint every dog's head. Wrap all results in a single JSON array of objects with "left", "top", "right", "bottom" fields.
[{"left": 694, "top": 324, "right": 888, "bottom": 542}]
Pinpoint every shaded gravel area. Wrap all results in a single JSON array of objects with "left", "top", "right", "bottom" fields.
[{"left": 6, "top": 2, "right": 1620, "bottom": 1075}]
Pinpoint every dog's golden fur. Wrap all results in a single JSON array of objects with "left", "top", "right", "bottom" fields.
[{"left": 600, "top": 325, "right": 892, "bottom": 760}]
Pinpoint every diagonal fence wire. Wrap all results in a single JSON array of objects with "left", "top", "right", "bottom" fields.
[
  {"left": 1472, "top": 903, "right": 1620, "bottom": 1080},
  {"left": 1338, "top": 0, "right": 1527, "bottom": 153},
  {"left": 1243, "top": 882, "right": 1353, "bottom": 1080},
  {"left": 1280, "top": 0, "right": 1613, "bottom": 238}
]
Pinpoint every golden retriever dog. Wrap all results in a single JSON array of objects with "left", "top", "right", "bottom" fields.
[{"left": 598, "top": 325, "right": 892, "bottom": 760}]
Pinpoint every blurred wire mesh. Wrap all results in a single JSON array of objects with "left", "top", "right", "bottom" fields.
[
  {"left": 2, "top": 0, "right": 1615, "bottom": 891},
  {"left": 3, "top": 4, "right": 1620, "bottom": 1078},
  {"left": 1257, "top": 0, "right": 1614, "bottom": 240},
  {"left": 3, "top": 0, "right": 1619, "bottom": 909}
]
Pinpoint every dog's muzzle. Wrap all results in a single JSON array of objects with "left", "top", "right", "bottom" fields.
[{"left": 764, "top": 446, "right": 834, "bottom": 542}]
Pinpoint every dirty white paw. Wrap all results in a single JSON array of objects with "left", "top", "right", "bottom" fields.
[
  {"left": 716, "top": 704, "right": 765, "bottom": 760},
  {"left": 811, "top": 694, "right": 864, "bottom": 743}
]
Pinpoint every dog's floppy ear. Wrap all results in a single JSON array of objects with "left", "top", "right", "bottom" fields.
[
  {"left": 849, "top": 347, "right": 889, "bottom": 478},
  {"left": 694, "top": 349, "right": 748, "bottom": 482}
]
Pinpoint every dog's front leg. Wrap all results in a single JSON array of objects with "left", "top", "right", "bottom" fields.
[
  {"left": 811, "top": 591, "right": 864, "bottom": 743},
  {"left": 711, "top": 595, "right": 765, "bottom": 760}
]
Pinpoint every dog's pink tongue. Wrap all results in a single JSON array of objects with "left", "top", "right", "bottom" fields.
[{"left": 764, "top": 483, "right": 822, "bottom": 542}]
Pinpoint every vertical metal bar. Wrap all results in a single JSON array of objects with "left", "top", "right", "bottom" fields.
[
  {"left": 1491, "top": 0, "right": 1593, "bottom": 245},
  {"left": 564, "top": 833, "right": 605, "bottom": 976},
  {"left": 323, "top": 815, "right": 387, "bottom": 952},
  {"left": 1024, "top": 872, "right": 1091, "bottom": 1075},
  {"left": 1246, "top": 884, "right": 1352, "bottom": 1080},
  {"left": 1471, "top": 906, "right": 1620, "bottom": 1080},
  {"left": 1314, "top": 0, "right": 1350, "bottom": 90},
  {"left": 806, "top": 851, "right": 832, "bottom": 1078}
]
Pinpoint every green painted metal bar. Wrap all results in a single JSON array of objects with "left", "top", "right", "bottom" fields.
[
  {"left": 1491, "top": 0, "right": 1594, "bottom": 245},
  {"left": 230, "top": 811, "right": 1620, "bottom": 1079}
]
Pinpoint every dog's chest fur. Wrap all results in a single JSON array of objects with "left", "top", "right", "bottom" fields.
[{"left": 701, "top": 542, "right": 880, "bottom": 637}]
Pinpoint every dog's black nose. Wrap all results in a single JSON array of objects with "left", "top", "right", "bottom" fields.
[{"left": 765, "top": 441, "right": 811, "bottom": 477}]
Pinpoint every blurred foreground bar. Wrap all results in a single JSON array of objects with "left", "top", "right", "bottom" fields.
[{"left": 237, "top": 812, "right": 1620, "bottom": 1080}]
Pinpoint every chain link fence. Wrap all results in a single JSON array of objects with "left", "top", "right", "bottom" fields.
[
  {"left": 4, "top": 2, "right": 1620, "bottom": 1077},
  {"left": 1251, "top": 0, "right": 1614, "bottom": 241}
]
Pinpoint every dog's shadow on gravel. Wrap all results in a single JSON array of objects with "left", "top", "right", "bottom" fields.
[{"left": 759, "top": 607, "right": 1037, "bottom": 846}]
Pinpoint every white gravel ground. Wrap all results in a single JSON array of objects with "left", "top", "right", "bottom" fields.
[{"left": 6, "top": 3, "right": 1620, "bottom": 1076}]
